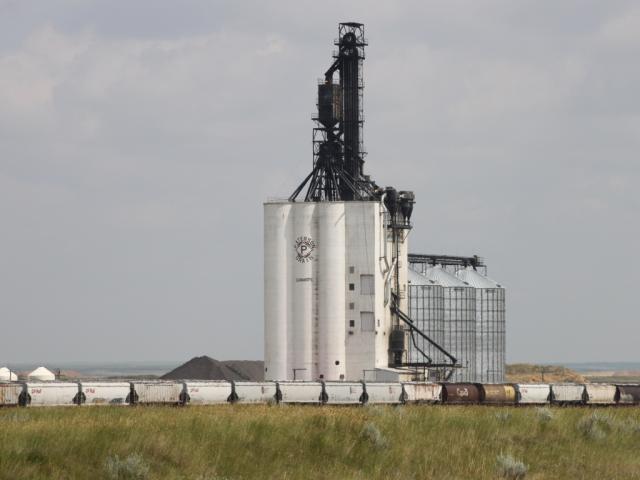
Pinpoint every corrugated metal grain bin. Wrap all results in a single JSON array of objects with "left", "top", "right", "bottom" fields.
[
  {"left": 441, "top": 383, "right": 480, "bottom": 404},
  {"left": 323, "top": 382, "right": 363, "bottom": 405},
  {"left": 233, "top": 382, "right": 277, "bottom": 404},
  {"left": 277, "top": 382, "right": 323, "bottom": 404},
  {"left": 363, "top": 382, "right": 405, "bottom": 404},
  {"left": 515, "top": 384, "right": 550, "bottom": 405},
  {"left": 183, "top": 381, "right": 233, "bottom": 405},
  {"left": 22, "top": 382, "right": 79, "bottom": 406},
  {"left": 584, "top": 384, "right": 617, "bottom": 405},
  {"left": 616, "top": 385, "right": 640, "bottom": 405},
  {"left": 479, "top": 384, "right": 516, "bottom": 404},
  {"left": 80, "top": 382, "right": 131, "bottom": 405},
  {"left": 0, "top": 383, "right": 22, "bottom": 406},
  {"left": 131, "top": 382, "right": 182, "bottom": 405},
  {"left": 402, "top": 382, "right": 442, "bottom": 403},
  {"left": 550, "top": 384, "right": 585, "bottom": 404}
]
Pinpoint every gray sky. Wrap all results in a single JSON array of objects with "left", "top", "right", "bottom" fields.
[{"left": 1, "top": 1, "right": 638, "bottom": 364}]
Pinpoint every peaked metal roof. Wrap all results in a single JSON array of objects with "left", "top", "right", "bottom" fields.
[
  {"left": 456, "top": 266, "right": 503, "bottom": 288},
  {"left": 423, "top": 265, "right": 469, "bottom": 287}
]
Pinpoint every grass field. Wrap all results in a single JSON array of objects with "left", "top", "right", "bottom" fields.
[{"left": 1, "top": 405, "right": 639, "bottom": 479}]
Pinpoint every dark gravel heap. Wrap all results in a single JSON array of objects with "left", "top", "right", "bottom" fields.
[{"left": 161, "top": 356, "right": 264, "bottom": 381}]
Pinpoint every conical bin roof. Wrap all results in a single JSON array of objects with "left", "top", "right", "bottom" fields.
[{"left": 456, "top": 266, "right": 502, "bottom": 288}]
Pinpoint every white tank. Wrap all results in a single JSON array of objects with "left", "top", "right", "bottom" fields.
[
  {"left": 407, "top": 269, "right": 445, "bottom": 366},
  {"left": 0, "top": 367, "right": 17, "bottom": 382},
  {"left": 456, "top": 266, "right": 506, "bottom": 383},
  {"left": 423, "top": 266, "right": 476, "bottom": 382},
  {"left": 264, "top": 200, "right": 399, "bottom": 381},
  {"left": 264, "top": 203, "right": 291, "bottom": 381}
]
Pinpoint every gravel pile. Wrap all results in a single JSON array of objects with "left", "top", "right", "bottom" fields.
[{"left": 161, "top": 356, "right": 264, "bottom": 381}]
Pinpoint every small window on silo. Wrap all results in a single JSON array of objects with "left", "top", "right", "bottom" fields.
[
  {"left": 361, "top": 312, "right": 375, "bottom": 332},
  {"left": 349, "top": 283, "right": 355, "bottom": 291},
  {"left": 349, "top": 266, "right": 355, "bottom": 274},
  {"left": 360, "top": 274, "right": 374, "bottom": 295},
  {"left": 349, "top": 320, "right": 355, "bottom": 327}
]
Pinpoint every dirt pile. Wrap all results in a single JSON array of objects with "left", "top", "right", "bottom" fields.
[
  {"left": 506, "top": 364, "right": 585, "bottom": 383},
  {"left": 161, "top": 356, "right": 264, "bottom": 381}
]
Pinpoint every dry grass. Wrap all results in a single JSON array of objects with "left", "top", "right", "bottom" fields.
[{"left": 1, "top": 405, "right": 640, "bottom": 479}]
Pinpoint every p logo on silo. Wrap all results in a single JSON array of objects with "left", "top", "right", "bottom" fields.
[{"left": 295, "top": 236, "right": 316, "bottom": 263}]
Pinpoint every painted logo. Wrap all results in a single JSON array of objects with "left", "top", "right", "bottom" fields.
[{"left": 294, "top": 236, "right": 316, "bottom": 263}]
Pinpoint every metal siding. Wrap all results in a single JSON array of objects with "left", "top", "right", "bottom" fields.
[
  {"left": 183, "top": 381, "right": 233, "bottom": 405},
  {"left": 25, "top": 382, "right": 79, "bottom": 406},
  {"left": 402, "top": 382, "right": 442, "bottom": 403},
  {"left": 234, "top": 382, "right": 278, "bottom": 404},
  {"left": 278, "top": 381, "right": 323, "bottom": 404},
  {"left": 364, "top": 382, "right": 404, "bottom": 404},
  {"left": 80, "top": 382, "right": 130, "bottom": 405}
]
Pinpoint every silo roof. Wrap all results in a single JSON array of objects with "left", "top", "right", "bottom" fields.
[
  {"left": 28, "top": 366, "right": 55, "bottom": 381},
  {"left": 407, "top": 268, "right": 437, "bottom": 286},
  {"left": 0, "top": 367, "right": 17, "bottom": 381},
  {"left": 423, "top": 265, "right": 469, "bottom": 287},
  {"left": 456, "top": 266, "right": 503, "bottom": 288}
]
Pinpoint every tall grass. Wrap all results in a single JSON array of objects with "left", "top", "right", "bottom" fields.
[{"left": 1, "top": 405, "right": 639, "bottom": 479}]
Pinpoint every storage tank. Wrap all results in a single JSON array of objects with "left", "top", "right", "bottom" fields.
[
  {"left": 27, "top": 366, "right": 56, "bottom": 382},
  {"left": 407, "top": 269, "right": 445, "bottom": 366},
  {"left": 422, "top": 266, "right": 476, "bottom": 382},
  {"left": 456, "top": 266, "right": 506, "bottom": 383},
  {"left": 0, "top": 367, "right": 17, "bottom": 382}
]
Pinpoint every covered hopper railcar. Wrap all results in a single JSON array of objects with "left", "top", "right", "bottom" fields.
[
  {"left": 584, "top": 384, "right": 617, "bottom": 405},
  {"left": 130, "top": 381, "right": 182, "bottom": 405},
  {"left": 182, "top": 381, "right": 233, "bottom": 405},
  {"left": 402, "top": 382, "right": 442, "bottom": 404},
  {"left": 550, "top": 384, "right": 586, "bottom": 405},
  {"left": 440, "top": 383, "right": 481, "bottom": 404},
  {"left": 479, "top": 384, "right": 516, "bottom": 405},
  {"left": 515, "top": 384, "right": 551, "bottom": 405},
  {"left": 615, "top": 385, "right": 640, "bottom": 405},
  {"left": 233, "top": 382, "right": 278, "bottom": 404},
  {"left": 20, "top": 382, "right": 79, "bottom": 407},
  {"left": 80, "top": 382, "right": 131, "bottom": 405},
  {"left": 0, "top": 383, "right": 22, "bottom": 407}
]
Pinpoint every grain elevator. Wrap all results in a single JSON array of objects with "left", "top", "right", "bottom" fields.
[{"left": 264, "top": 23, "right": 504, "bottom": 382}]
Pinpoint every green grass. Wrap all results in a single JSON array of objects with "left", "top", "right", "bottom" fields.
[{"left": 1, "top": 405, "right": 640, "bottom": 479}]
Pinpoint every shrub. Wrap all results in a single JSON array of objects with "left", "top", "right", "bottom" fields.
[
  {"left": 534, "top": 407, "right": 554, "bottom": 423},
  {"left": 361, "top": 422, "right": 388, "bottom": 449},
  {"left": 104, "top": 453, "right": 150, "bottom": 480},
  {"left": 496, "top": 453, "right": 528, "bottom": 479},
  {"left": 577, "top": 412, "right": 612, "bottom": 440}
]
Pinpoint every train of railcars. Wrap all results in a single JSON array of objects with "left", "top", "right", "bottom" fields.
[{"left": 1, "top": 380, "right": 639, "bottom": 408}]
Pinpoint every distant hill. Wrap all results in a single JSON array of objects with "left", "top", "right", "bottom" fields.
[
  {"left": 161, "top": 356, "right": 264, "bottom": 381},
  {"left": 506, "top": 364, "right": 585, "bottom": 383}
]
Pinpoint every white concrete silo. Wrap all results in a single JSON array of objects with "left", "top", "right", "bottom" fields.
[
  {"left": 264, "top": 200, "right": 408, "bottom": 381},
  {"left": 456, "top": 266, "right": 506, "bottom": 383},
  {"left": 423, "top": 266, "right": 476, "bottom": 382}
]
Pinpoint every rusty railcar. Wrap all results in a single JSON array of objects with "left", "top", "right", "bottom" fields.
[{"left": 479, "top": 383, "right": 516, "bottom": 405}]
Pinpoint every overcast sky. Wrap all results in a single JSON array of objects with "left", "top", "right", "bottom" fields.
[{"left": 1, "top": 1, "right": 638, "bottom": 364}]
